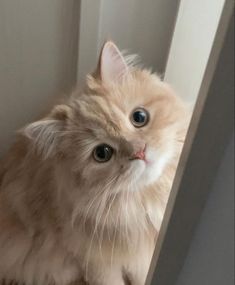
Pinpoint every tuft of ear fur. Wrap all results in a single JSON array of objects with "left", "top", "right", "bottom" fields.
[
  {"left": 96, "top": 41, "right": 129, "bottom": 85},
  {"left": 23, "top": 105, "right": 69, "bottom": 159}
]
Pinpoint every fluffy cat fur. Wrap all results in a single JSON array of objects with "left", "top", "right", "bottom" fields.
[{"left": 0, "top": 42, "right": 190, "bottom": 285}]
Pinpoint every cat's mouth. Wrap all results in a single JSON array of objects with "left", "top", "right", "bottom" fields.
[{"left": 129, "top": 156, "right": 148, "bottom": 163}]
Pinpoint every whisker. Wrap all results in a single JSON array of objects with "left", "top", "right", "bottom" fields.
[
  {"left": 110, "top": 188, "right": 123, "bottom": 268},
  {"left": 98, "top": 177, "right": 119, "bottom": 252},
  {"left": 84, "top": 174, "right": 119, "bottom": 279}
]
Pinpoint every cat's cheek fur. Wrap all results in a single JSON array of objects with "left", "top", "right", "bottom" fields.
[
  {"left": 128, "top": 147, "right": 174, "bottom": 189},
  {"left": 143, "top": 147, "right": 174, "bottom": 186},
  {"left": 128, "top": 161, "right": 146, "bottom": 187}
]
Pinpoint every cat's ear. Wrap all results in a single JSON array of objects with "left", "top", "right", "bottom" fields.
[
  {"left": 97, "top": 41, "right": 128, "bottom": 84},
  {"left": 23, "top": 105, "right": 70, "bottom": 159}
]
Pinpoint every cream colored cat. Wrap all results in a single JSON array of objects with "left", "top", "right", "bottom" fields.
[{"left": 0, "top": 42, "right": 190, "bottom": 285}]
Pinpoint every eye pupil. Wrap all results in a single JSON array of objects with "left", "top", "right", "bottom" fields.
[
  {"left": 133, "top": 111, "right": 146, "bottom": 123},
  {"left": 93, "top": 144, "right": 113, "bottom": 163},
  {"left": 96, "top": 146, "right": 108, "bottom": 159},
  {"left": 131, "top": 108, "right": 149, "bottom": 127}
]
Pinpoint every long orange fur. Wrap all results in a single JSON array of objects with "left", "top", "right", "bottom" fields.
[{"left": 0, "top": 42, "right": 190, "bottom": 285}]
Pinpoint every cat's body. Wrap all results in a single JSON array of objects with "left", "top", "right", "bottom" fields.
[{"left": 0, "top": 42, "right": 190, "bottom": 285}]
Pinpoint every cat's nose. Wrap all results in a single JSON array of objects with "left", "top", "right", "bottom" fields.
[
  {"left": 130, "top": 140, "right": 146, "bottom": 160},
  {"left": 133, "top": 149, "right": 146, "bottom": 160}
]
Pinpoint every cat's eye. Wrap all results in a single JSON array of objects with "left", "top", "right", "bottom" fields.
[
  {"left": 93, "top": 144, "right": 114, "bottom": 163},
  {"left": 131, "top": 108, "right": 149, "bottom": 128}
]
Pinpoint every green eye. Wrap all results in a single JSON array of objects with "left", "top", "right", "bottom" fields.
[
  {"left": 93, "top": 144, "right": 114, "bottom": 163},
  {"left": 131, "top": 108, "right": 150, "bottom": 128}
]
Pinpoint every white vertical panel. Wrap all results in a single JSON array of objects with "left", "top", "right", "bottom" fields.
[
  {"left": 165, "top": 0, "right": 225, "bottom": 104},
  {"left": 77, "top": 0, "right": 102, "bottom": 84}
]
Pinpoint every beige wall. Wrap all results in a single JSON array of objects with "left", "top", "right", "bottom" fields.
[{"left": 0, "top": 0, "right": 80, "bottom": 157}]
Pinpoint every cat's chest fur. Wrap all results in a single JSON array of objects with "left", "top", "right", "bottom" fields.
[{"left": 0, "top": 163, "right": 171, "bottom": 285}]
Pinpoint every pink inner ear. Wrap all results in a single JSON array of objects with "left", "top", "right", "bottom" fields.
[{"left": 101, "top": 42, "right": 128, "bottom": 84}]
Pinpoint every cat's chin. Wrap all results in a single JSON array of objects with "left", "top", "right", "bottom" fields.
[{"left": 130, "top": 147, "right": 173, "bottom": 189}]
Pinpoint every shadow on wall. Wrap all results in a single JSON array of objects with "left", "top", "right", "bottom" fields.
[{"left": 0, "top": 0, "right": 80, "bottom": 157}]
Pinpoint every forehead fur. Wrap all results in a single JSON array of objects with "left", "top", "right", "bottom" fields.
[{"left": 69, "top": 69, "right": 179, "bottom": 137}]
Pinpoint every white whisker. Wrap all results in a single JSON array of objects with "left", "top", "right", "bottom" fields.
[{"left": 84, "top": 174, "right": 119, "bottom": 279}]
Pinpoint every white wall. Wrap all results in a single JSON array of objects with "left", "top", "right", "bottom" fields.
[
  {"left": 77, "top": 0, "right": 179, "bottom": 83},
  {"left": 0, "top": 0, "right": 80, "bottom": 157},
  {"left": 165, "top": 0, "right": 225, "bottom": 104}
]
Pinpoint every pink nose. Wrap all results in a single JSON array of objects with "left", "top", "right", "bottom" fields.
[{"left": 132, "top": 148, "right": 146, "bottom": 160}]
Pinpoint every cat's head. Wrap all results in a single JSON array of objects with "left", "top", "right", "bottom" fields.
[{"left": 24, "top": 42, "right": 188, "bottom": 195}]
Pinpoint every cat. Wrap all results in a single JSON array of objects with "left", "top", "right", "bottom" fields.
[{"left": 0, "top": 41, "right": 190, "bottom": 285}]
